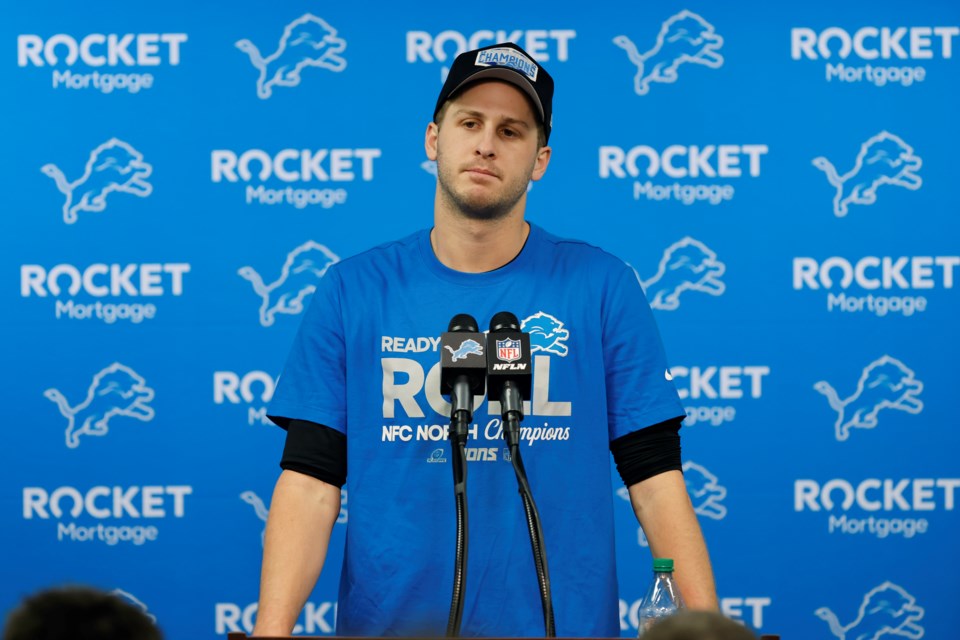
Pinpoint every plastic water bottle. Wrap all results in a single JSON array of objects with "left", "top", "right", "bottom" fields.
[{"left": 637, "top": 558, "right": 685, "bottom": 635}]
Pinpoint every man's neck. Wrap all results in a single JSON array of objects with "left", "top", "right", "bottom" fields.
[{"left": 430, "top": 212, "right": 530, "bottom": 273}]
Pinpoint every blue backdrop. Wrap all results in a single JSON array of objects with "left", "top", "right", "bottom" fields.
[{"left": 3, "top": 1, "right": 958, "bottom": 638}]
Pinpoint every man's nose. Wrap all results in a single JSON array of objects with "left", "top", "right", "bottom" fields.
[{"left": 475, "top": 129, "right": 496, "bottom": 158}]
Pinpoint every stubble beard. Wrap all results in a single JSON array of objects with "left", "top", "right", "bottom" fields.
[{"left": 435, "top": 148, "right": 534, "bottom": 222}]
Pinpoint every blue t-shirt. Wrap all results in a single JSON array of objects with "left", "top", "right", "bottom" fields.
[{"left": 268, "top": 223, "right": 684, "bottom": 637}]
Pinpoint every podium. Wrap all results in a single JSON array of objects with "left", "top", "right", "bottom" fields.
[
  {"left": 227, "top": 636, "right": 614, "bottom": 640},
  {"left": 227, "top": 633, "right": 775, "bottom": 639}
]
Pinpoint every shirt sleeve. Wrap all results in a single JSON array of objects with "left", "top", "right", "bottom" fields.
[
  {"left": 280, "top": 419, "right": 348, "bottom": 488},
  {"left": 267, "top": 267, "right": 348, "bottom": 434},
  {"left": 609, "top": 417, "right": 683, "bottom": 486},
  {"left": 602, "top": 262, "right": 686, "bottom": 442}
]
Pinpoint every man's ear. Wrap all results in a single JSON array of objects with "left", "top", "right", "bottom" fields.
[
  {"left": 425, "top": 122, "right": 439, "bottom": 161},
  {"left": 531, "top": 145, "right": 552, "bottom": 182}
]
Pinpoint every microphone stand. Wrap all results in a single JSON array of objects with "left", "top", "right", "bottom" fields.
[
  {"left": 501, "top": 383, "right": 556, "bottom": 638},
  {"left": 446, "top": 375, "right": 472, "bottom": 638}
]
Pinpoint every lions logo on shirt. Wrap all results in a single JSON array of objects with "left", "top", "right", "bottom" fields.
[{"left": 521, "top": 311, "right": 570, "bottom": 357}]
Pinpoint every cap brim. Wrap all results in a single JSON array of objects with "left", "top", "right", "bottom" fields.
[{"left": 444, "top": 68, "right": 545, "bottom": 123}]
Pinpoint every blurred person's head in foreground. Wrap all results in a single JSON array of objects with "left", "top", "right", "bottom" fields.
[
  {"left": 644, "top": 610, "right": 758, "bottom": 640},
  {"left": 3, "top": 586, "right": 162, "bottom": 640}
]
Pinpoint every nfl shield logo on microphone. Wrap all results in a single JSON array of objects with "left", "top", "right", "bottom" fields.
[{"left": 497, "top": 338, "right": 522, "bottom": 362}]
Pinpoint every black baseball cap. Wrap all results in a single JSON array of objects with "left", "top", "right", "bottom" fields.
[{"left": 433, "top": 42, "right": 554, "bottom": 143}]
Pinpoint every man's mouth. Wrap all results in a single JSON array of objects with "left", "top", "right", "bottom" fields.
[{"left": 465, "top": 166, "right": 498, "bottom": 178}]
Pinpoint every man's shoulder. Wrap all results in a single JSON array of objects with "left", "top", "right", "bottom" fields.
[
  {"left": 329, "top": 228, "right": 425, "bottom": 275},
  {"left": 533, "top": 224, "right": 631, "bottom": 273}
]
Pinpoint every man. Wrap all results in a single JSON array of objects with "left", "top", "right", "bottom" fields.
[{"left": 254, "top": 42, "right": 717, "bottom": 637}]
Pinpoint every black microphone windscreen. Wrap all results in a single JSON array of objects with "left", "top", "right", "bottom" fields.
[
  {"left": 489, "top": 311, "right": 520, "bottom": 333},
  {"left": 441, "top": 314, "right": 486, "bottom": 395},
  {"left": 448, "top": 313, "right": 479, "bottom": 333}
]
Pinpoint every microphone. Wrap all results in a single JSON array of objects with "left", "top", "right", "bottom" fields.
[
  {"left": 486, "top": 311, "right": 555, "bottom": 636},
  {"left": 486, "top": 311, "right": 532, "bottom": 447},
  {"left": 439, "top": 313, "right": 485, "bottom": 638},
  {"left": 440, "top": 314, "right": 486, "bottom": 438}
]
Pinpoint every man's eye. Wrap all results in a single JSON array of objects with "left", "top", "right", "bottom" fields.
[{"left": 502, "top": 129, "right": 517, "bottom": 137}]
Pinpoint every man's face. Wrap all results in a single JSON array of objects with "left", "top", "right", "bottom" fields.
[{"left": 426, "top": 81, "right": 551, "bottom": 221}]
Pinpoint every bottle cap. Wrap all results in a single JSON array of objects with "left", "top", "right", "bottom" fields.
[{"left": 653, "top": 558, "right": 674, "bottom": 572}]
